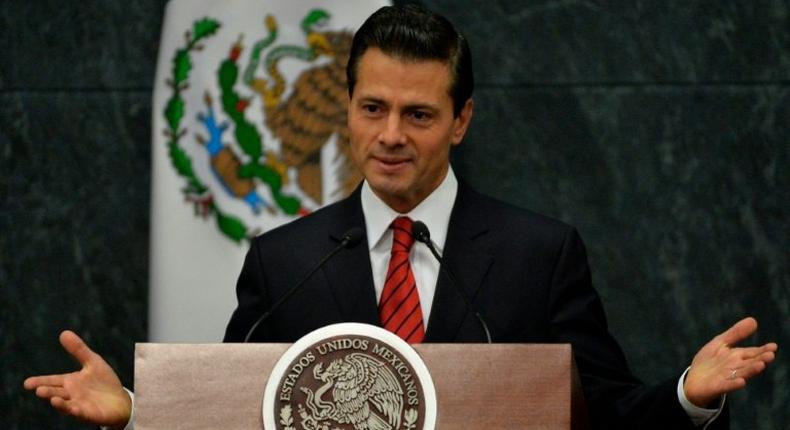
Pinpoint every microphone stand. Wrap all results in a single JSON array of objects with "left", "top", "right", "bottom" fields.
[
  {"left": 412, "top": 221, "right": 492, "bottom": 343},
  {"left": 243, "top": 227, "right": 364, "bottom": 342}
]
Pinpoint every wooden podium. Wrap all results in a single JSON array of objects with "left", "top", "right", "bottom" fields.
[{"left": 134, "top": 343, "right": 589, "bottom": 429}]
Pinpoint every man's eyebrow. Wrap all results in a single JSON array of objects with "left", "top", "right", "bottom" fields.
[
  {"left": 355, "top": 96, "right": 440, "bottom": 112},
  {"left": 356, "top": 96, "right": 386, "bottom": 105},
  {"left": 403, "top": 102, "right": 440, "bottom": 112}
]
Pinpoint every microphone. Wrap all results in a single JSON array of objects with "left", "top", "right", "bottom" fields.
[
  {"left": 412, "top": 221, "right": 492, "bottom": 343},
  {"left": 243, "top": 227, "right": 364, "bottom": 342}
]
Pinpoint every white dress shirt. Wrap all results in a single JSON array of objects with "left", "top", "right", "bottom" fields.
[{"left": 360, "top": 166, "right": 458, "bottom": 327}]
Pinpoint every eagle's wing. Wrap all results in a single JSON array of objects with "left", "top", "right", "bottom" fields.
[
  {"left": 330, "top": 357, "right": 369, "bottom": 426},
  {"left": 351, "top": 353, "right": 404, "bottom": 429},
  {"left": 329, "top": 353, "right": 405, "bottom": 429}
]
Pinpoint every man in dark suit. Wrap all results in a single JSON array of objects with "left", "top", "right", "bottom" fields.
[
  {"left": 25, "top": 5, "right": 776, "bottom": 430},
  {"left": 221, "top": 6, "right": 775, "bottom": 429}
]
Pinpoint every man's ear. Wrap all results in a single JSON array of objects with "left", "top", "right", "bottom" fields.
[
  {"left": 451, "top": 98, "right": 474, "bottom": 145},
  {"left": 347, "top": 93, "right": 353, "bottom": 127}
]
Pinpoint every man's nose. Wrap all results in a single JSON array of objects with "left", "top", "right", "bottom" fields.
[{"left": 377, "top": 114, "right": 406, "bottom": 146}]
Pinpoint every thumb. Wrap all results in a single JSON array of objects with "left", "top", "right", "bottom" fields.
[
  {"left": 59, "top": 330, "right": 96, "bottom": 366},
  {"left": 717, "top": 317, "right": 758, "bottom": 347}
]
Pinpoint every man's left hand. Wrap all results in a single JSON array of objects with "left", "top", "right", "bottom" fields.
[{"left": 684, "top": 317, "right": 777, "bottom": 407}]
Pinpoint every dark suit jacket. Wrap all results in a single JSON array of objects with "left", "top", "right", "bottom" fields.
[{"left": 224, "top": 181, "right": 727, "bottom": 430}]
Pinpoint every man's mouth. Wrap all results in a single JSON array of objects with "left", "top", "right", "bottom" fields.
[{"left": 373, "top": 155, "right": 411, "bottom": 171}]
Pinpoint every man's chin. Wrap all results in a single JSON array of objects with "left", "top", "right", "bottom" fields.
[
  {"left": 367, "top": 179, "right": 409, "bottom": 199},
  {"left": 366, "top": 178, "right": 418, "bottom": 210}
]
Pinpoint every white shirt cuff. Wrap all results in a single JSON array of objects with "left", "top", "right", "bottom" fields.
[
  {"left": 99, "top": 387, "right": 135, "bottom": 430},
  {"left": 677, "top": 367, "right": 724, "bottom": 428}
]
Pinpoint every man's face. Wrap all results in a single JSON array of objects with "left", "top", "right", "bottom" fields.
[{"left": 348, "top": 48, "right": 473, "bottom": 213}]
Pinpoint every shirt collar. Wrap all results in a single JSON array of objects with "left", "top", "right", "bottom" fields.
[{"left": 361, "top": 166, "right": 458, "bottom": 252}]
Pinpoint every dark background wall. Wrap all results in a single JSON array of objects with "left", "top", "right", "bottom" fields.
[{"left": 1, "top": 1, "right": 787, "bottom": 429}]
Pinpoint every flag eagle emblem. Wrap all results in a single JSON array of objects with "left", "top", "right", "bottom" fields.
[{"left": 161, "top": 9, "right": 360, "bottom": 242}]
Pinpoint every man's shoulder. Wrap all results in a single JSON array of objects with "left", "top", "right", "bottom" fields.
[
  {"left": 250, "top": 192, "right": 358, "bottom": 247},
  {"left": 458, "top": 184, "right": 576, "bottom": 240}
]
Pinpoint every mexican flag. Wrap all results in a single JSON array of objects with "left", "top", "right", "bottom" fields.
[{"left": 149, "top": 0, "right": 387, "bottom": 341}]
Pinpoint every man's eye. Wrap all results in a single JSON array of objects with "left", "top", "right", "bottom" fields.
[
  {"left": 363, "top": 104, "right": 380, "bottom": 114},
  {"left": 411, "top": 111, "right": 430, "bottom": 121}
]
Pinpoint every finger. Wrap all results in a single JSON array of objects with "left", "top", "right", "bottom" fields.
[
  {"left": 743, "top": 350, "right": 776, "bottom": 367},
  {"left": 717, "top": 317, "right": 758, "bottom": 346},
  {"left": 731, "top": 360, "right": 768, "bottom": 382},
  {"left": 49, "top": 397, "right": 74, "bottom": 415},
  {"left": 735, "top": 344, "right": 773, "bottom": 360},
  {"left": 60, "top": 330, "right": 96, "bottom": 366},
  {"left": 720, "top": 350, "right": 776, "bottom": 383},
  {"left": 50, "top": 396, "right": 66, "bottom": 410},
  {"left": 52, "top": 397, "right": 89, "bottom": 420},
  {"left": 762, "top": 342, "right": 778, "bottom": 352},
  {"left": 758, "top": 350, "right": 777, "bottom": 364},
  {"left": 721, "top": 377, "right": 747, "bottom": 393},
  {"left": 23, "top": 374, "right": 65, "bottom": 390},
  {"left": 35, "top": 386, "right": 70, "bottom": 400},
  {"left": 739, "top": 343, "right": 778, "bottom": 360}
]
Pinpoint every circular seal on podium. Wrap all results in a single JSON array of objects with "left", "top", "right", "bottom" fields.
[{"left": 263, "top": 323, "right": 437, "bottom": 430}]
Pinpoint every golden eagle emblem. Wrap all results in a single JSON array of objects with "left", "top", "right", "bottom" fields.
[
  {"left": 160, "top": 9, "right": 360, "bottom": 242},
  {"left": 299, "top": 353, "right": 404, "bottom": 430}
]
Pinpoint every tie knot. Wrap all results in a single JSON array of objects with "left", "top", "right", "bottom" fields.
[{"left": 390, "top": 216, "right": 414, "bottom": 253}]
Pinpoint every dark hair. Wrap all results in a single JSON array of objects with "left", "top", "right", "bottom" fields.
[{"left": 346, "top": 5, "right": 473, "bottom": 117}]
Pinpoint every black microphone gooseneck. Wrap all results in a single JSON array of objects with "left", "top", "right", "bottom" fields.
[
  {"left": 243, "top": 227, "right": 364, "bottom": 342},
  {"left": 411, "top": 221, "right": 493, "bottom": 343}
]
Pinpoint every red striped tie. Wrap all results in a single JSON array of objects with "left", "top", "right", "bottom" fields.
[{"left": 379, "top": 217, "right": 425, "bottom": 343}]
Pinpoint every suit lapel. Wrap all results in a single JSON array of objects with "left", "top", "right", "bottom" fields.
[
  {"left": 319, "top": 181, "right": 495, "bottom": 337},
  {"left": 425, "top": 183, "right": 493, "bottom": 342},
  {"left": 321, "top": 187, "right": 380, "bottom": 326}
]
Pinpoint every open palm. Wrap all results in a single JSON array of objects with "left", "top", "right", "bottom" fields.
[
  {"left": 24, "top": 330, "right": 132, "bottom": 428},
  {"left": 684, "top": 317, "right": 777, "bottom": 407}
]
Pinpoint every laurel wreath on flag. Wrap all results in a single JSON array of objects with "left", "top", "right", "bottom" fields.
[
  {"left": 163, "top": 15, "right": 321, "bottom": 243},
  {"left": 163, "top": 17, "right": 257, "bottom": 242}
]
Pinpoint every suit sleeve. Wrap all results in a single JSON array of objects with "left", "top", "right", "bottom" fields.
[
  {"left": 223, "top": 239, "right": 272, "bottom": 342},
  {"left": 547, "top": 227, "right": 728, "bottom": 430}
]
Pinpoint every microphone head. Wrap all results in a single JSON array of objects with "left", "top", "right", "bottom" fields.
[
  {"left": 341, "top": 227, "right": 365, "bottom": 248},
  {"left": 411, "top": 220, "right": 431, "bottom": 244}
]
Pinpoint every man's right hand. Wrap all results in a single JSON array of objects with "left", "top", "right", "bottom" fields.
[{"left": 23, "top": 330, "right": 132, "bottom": 428}]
